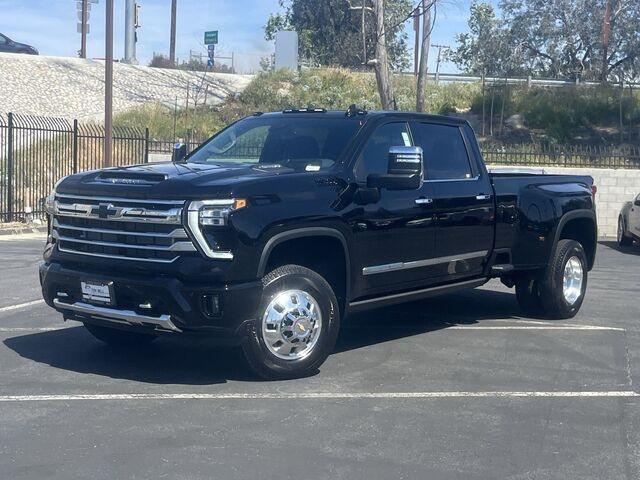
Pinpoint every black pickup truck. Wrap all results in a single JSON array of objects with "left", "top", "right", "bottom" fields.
[{"left": 40, "top": 107, "right": 597, "bottom": 378}]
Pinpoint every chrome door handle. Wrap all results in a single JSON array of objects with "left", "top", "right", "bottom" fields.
[
  {"left": 475, "top": 194, "right": 491, "bottom": 200},
  {"left": 415, "top": 198, "right": 433, "bottom": 205}
]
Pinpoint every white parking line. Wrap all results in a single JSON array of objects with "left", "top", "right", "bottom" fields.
[
  {"left": 0, "top": 327, "right": 65, "bottom": 332},
  {"left": 448, "top": 325, "right": 626, "bottom": 331},
  {"left": 0, "top": 300, "right": 45, "bottom": 313},
  {"left": 0, "top": 391, "right": 637, "bottom": 402}
]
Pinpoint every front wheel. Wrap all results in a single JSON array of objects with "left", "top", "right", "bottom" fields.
[{"left": 241, "top": 265, "right": 340, "bottom": 380}]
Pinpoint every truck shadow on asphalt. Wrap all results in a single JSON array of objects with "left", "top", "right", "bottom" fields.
[{"left": 4, "top": 289, "right": 523, "bottom": 384}]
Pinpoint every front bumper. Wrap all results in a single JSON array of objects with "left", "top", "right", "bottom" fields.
[{"left": 40, "top": 262, "right": 263, "bottom": 342}]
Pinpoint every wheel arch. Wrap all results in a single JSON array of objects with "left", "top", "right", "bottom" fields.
[
  {"left": 257, "top": 227, "right": 352, "bottom": 311},
  {"left": 553, "top": 210, "right": 597, "bottom": 270}
]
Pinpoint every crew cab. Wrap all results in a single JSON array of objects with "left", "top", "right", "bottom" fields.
[
  {"left": 618, "top": 193, "right": 640, "bottom": 247},
  {"left": 40, "top": 107, "right": 598, "bottom": 378}
]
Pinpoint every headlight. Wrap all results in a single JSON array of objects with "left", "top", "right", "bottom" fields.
[
  {"left": 44, "top": 176, "right": 67, "bottom": 215},
  {"left": 187, "top": 199, "right": 246, "bottom": 259}
]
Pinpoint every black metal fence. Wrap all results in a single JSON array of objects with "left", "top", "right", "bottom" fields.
[
  {"left": 2, "top": 111, "right": 640, "bottom": 223},
  {"left": 0, "top": 113, "right": 148, "bottom": 222},
  {"left": 481, "top": 143, "right": 640, "bottom": 169}
]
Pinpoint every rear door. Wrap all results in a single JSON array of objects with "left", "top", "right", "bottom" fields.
[{"left": 411, "top": 121, "right": 494, "bottom": 281}]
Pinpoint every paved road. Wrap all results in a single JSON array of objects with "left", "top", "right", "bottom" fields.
[{"left": 0, "top": 236, "right": 639, "bottom": 479}]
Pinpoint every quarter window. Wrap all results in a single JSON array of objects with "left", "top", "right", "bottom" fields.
[{"left": 414, "top": 123, "right": 473, "bottom": 180}]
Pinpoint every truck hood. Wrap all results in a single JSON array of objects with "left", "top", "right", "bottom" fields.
[{"left": 56, "top": 161, "right": 305, "bottom": 199}]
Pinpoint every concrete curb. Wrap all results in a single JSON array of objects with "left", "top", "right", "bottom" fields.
[{"left": 0, "top": 225, "right": 47, "bottom": 237}]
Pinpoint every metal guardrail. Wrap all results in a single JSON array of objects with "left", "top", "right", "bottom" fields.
[{"left": 399, "top": 71, "right": 640, "bottom": 88}]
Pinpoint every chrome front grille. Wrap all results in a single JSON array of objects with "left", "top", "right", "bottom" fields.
[{"left": 51, "top": 194, "right": 196, "bottom": 263}]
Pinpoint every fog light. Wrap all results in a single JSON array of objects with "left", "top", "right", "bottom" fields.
[{"left": 202, "top": 294, "right": 222, "bottom": 318}]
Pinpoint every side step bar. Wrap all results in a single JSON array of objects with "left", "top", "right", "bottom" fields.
[
  {"left": 348, "top": 278, "right": 487, "bottom": 313},
  {"left": 53, "top": 299, "right": 181, "bottom": 332}
]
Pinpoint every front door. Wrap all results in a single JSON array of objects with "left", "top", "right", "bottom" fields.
[
  {"left": 349, "top": 121, "right": 438, "bottom": 297},
  {"left": 412, "top": 121, "right": 494, "bottom": 282}
]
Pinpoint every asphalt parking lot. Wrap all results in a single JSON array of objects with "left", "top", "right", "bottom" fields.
[{"left": 0, "top": 235, "right": 639, "bottom": 479}]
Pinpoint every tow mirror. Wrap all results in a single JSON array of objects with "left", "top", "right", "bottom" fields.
[
  {"left": 172, "top": 143, "right": 187, "bottom": 162},
  {"left": 366, "top": 146, "right": 423, "bottom": 191}
]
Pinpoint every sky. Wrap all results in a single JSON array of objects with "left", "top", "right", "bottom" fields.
[{"left": 0, "top": 0, "right": 475, "bottom": 73}]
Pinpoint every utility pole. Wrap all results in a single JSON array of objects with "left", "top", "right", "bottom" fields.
[
  {"left": 124, "top": 0, "right": 138, "bottom": 64},
  {"left": 601, "top": 0, "right": 611, "bottom": 83},
  {"left": 431, "top": 43, "right": 449, "bottom": 84},
  {"left": 170, "top": 0, "right": 177, "bottom": 65},
  {"left": 105, "top": 0, "right": 114, "bottom": 168},
  {"left": 348, "top": 0, "right": 371, "bottom": 66},
  {"left": 79, "top": 0, "right": 88, "bottom": 58},
  {"left": 416, "top": 0, "right": 433, "bottom": 111},
  {"left": 413, "top": 5, "right": 420, "bottom": 76}
]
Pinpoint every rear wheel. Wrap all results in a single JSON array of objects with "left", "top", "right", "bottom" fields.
[
  {"left": 515, "top": 275, "right": 544, "bottom": 317},
  {"left": 537, "top": 239, "right": 588, "bottom": 319},
  {"left": 241, "top": 265, "right": 340, "bottom": 380},
  {"left": 618, "top": 216, "right": 633, "bottom": 247},
  {"left": 84, "top": 323, "right": 157, "bottom": 347}
]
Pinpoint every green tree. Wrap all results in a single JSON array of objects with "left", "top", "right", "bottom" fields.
[
  {"left": 499, "top": 0, "right": 640, "bottom": 81},
  {"left": 264, "top": 0, "right": 412, "bottom": 70},
  {"left": 448, "top": 2, "right": 522, "bottom": 77}
]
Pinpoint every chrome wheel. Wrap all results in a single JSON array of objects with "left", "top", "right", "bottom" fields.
[
  {"left": 562, "top": 256, "right": 584, "bottom": 305},
  {"left": 261, "top": 289, "right": 322, "bottom": 360}
]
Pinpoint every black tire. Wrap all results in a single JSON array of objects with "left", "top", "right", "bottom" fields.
[
  {"left": 537, "top": 239, "right": 588, "bottom": 319},
  {"left": 618, "top": 216, "right": 633, "bottom": 247},
  {"left": 84, "top": 323, "right": 157, "bottom": 347},
  {"left": 515, "top": 274, "right": 544, "bottom": 317},
  {"left": 241, "top": 265, "right": 340, "bottom": 380}
]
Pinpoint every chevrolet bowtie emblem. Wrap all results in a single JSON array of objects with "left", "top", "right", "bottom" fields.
[{"left": 92, "top": 203, "right": 119, "bottom": 219}]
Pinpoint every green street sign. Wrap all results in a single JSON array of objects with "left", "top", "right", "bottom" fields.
[{"left": 204, "top": 31, "right": 218, "bottom": 45}]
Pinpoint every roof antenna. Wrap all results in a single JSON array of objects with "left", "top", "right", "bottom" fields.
[{"left": 345, "top": 104, "right": 367, "bottom": 117}]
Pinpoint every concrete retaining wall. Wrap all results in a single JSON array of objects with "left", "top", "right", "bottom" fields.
[{"left": 488, "top": 165, "right": 640, "bottom": 238}]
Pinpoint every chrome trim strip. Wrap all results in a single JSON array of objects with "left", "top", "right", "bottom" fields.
[
  {"left": 362, "top": 250, "right": 489, "bottom": 276},
  {"left": 55, "top": 194, "right": 184, "bottom": 205},
  {"left": 186, "top": 200, "right": 234, "bottom": 260},
  {"left": 54, "top": 203, "right": 183, "bottom": 224},
  {"left": 53, "top": 219, "right": 189, "bottom": 239},
  {"left": 424, "top": 176, "right": 480, "bottom": 183},
  {"left": 57, "top": 246, "right": 178, "bottom": 263},
  {"left": 53, "top": 231, "right": 196, "bottom": 252},
  {"left": 53, "top": 299, "right": 181, "bottom": 332}
]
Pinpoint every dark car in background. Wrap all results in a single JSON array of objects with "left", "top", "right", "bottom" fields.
[{"left": 0, "top": 33, "right": 38, "bottom": 55}]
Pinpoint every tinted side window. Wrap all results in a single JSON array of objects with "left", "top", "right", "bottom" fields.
[
  {"left": 355, "top": 122, "right": 412, "bottom": 178},
  {"left": 414, "top": 123, "right": 472, "bottom": 180},
  {"left": 0, "top": 36, "right": 7, "bottom": 45}
]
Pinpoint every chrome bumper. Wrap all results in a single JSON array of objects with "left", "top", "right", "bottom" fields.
[{"left": 53, "top": 299, "right": 181, "bottom": 332}]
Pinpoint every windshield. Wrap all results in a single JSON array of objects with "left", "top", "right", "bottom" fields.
[{"left": 187, "top": 116, "right": 362, "bottom": 171}]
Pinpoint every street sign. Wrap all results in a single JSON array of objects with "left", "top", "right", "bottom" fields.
[
  {"left": 207, "top": 58, "right": 214, "bottom": 68},
  {"left": 208, "top": 44, "right": 215, "bottom": 52},
  {"left": 204, "top": 31, "right": 218, "bottom": 45}
]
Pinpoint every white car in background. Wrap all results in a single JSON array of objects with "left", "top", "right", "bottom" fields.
[{"left": 618, "top": 194, "right": 640, "bottom": 246}]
